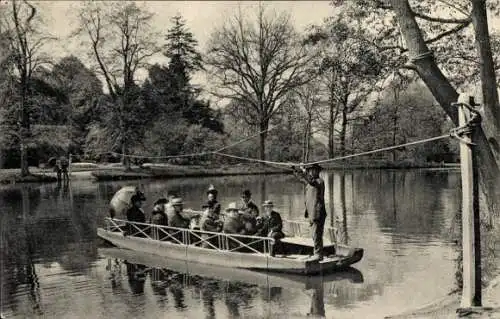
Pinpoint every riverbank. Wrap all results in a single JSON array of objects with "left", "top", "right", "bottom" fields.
[
  {"left": 0, "top": 162, "right": 460, "bottom": 184},
  {"left": 91, "top": 163, "right": 290, "bottom": 181},
  {"left": 0, "top": 171, "right": 57, "bottom": 184},
  {"left": 385, "top": 275, "right": 500, "bottom": 318}
]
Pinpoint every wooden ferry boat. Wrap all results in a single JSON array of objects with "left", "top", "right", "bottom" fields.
[
  {"left": 99, "top": 247, "right": 364, "bottom": 289},
  {"left": 97, "top": 218, "right": 363, "bottom": 276}
]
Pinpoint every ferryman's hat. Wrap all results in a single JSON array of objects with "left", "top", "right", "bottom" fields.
[
  {"left": 207, "top": 184, "right": 218, "bottom": 195},
  {"left": 171, "top": 198, "right": 183, "bottom": 206},
  {"left": 305, "top": 163, "right": 323, "bottom": 171},
  {"left": 262, "top": 200, "right": 274, "bottom": 207}
]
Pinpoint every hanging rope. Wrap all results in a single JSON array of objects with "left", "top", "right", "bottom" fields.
[
  {"left": 73, "top": 120, "right": 472, "bottom": 169},
  {"left": 215, "top": 126, "right": 466, "bottom": 168}
]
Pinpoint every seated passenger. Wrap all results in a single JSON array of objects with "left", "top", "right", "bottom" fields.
[
  {"left": 168, "top": 198, "right": 191, "bottom": 229},
  {"left": 150, "top": 198, "right": 168, "bottom": 240},
  {"left": 257, "top": 200, "right": 285, "bottom": 257},
  {"left": 205, "top": 185, "right": 221, "bottom": 216},
  {"left": 126, "top": 194, "right": 147, "bottom": 237},
  {"left": 164, "top": 191, "right": 178, "bottom": 221},
  {"left": 239, "top": 189, "right": 259, "bottom": 217},
  {"left": 222, "top": 202, "right": 244, "bottom": 234},
  {"left": 200, "top": 206, "right": 223, "bottom": 249},
  {"left": 240, "top": 212, "right": 258, "bottom": 235}
]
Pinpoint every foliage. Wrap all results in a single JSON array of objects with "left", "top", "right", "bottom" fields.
[
  {"left": 304, "top": 15, "right": 385, "bottom": 157},
  {"left": 0, "top": 0, "right": 58, "bottom": 174},
  {"left": 74, "top": 1, "right": 160, "bottom": 168},
  {"left": 354, "top": 82, "right": 455, "bottom": 162}
]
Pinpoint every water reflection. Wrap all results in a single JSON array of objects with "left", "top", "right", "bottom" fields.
[
  {"left": 101, "top": 247, "right": 363, "bottom": 319},
  {"left": 0, "top": 169, "right": 482, "bottom": 319}
]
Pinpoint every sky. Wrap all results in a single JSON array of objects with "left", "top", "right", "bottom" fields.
[{"left": 35, "top": 0, "right": 335, "bottom": 97}]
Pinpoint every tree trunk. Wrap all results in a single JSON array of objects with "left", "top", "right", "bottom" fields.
[
  {"left": 259, "top": 121, "right": 268, "bottom": 161},
  {"left": 328, "top": 100, "right": 335, "bottom": 158},
  {"left": 389, "top": 0, "right": 500, "bottom": 216},
  {"left": 471, "top": 0, "right": 500, "bottom": 217},
  {"left": 303, "top": 113, "right": 312, "bottom": 162},
  {"left": 20, "top": 83, "right": 30, "bottom": 177},
  {"left": 339, "top": 106, "right": 348, "bottom": 156},
  {"left": 471, "top": 0, "right": 500, "bottom": 155}
]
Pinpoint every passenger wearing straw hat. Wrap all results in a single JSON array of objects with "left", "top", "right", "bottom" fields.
[
  {"left": 222, "top": 202, "right": 245, "bottom": 234},
  {"left": 292, "top": 163, "right": 327, "bottom": 261},
  {"left": 257, "top": 200, "right": 285, "bottom": 257}
]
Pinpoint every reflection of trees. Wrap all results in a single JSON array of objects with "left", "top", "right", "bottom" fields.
[{"left": 354, "top": 170, "right": 450, "bottom": 239}]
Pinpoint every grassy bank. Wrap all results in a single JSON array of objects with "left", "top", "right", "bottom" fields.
[
  {"left": 91, "top": 163, "right": 290, "bottom": 181},
  {"left": 0, "top": 170, "right": 57, "bottom": 184}
]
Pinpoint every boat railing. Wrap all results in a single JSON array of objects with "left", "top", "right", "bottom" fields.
[
  {"left": 282, "top": 220, "right": 337, "bottom": 244},
  {"left": 105, "top": 217, "right": 275, "bottom": 256}
]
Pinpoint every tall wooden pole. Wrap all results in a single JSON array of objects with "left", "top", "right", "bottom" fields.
[{"left": 458, "top": 102, "right": 482, "bottom": 308}]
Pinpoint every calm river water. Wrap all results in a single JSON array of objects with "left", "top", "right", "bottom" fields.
[{"left": 1, "top": 169, "right": 463, "bottom": 318}]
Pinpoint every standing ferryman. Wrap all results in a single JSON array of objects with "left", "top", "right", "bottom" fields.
[{"left": 292, "top": 163, "right": 327, "bottom": 261}]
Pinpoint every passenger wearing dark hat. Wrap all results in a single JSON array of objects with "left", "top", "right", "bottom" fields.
[
  {"left": 292, "top": 163, "right": 327, "bottom": 261},
  {"left": 240, "top": 189, "right": 259, "bottom": 217},
  {"left": 257, "top": 200, "right": 285, "bottom": 257},
  {"left": 150, "top": 198, "right": 168, "bottom": 239},
  {"left": 205, "top": 184, "right": 221, "bottom": 216},
  {"left": 126, "top": 193, "right": 147, "bottom": 237}
]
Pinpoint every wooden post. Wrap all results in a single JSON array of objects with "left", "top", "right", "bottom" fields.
[{"left": 458, "top": 103, "right": 482, "bottom": 308}]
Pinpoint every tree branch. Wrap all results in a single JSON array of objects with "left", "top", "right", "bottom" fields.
[{"left": 413, "top": 11, "right": 471, "bottom": 24}]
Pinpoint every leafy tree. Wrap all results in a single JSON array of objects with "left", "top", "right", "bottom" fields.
[
  {"left": 165, "top": 14, "right": 203, "bottom": 74},
  {"left": 331, "top": 0, "right": 500, "bottom": 218},
  {"left": 74, "top": 1, "right": 160, "bottom": 169},
  {"left": 355, "top": 82, "right": 453, "bottom": 163},
  {"left": 205, "top": 5, "right": 314, "bottom": 161},
  {"left": 0, "top": 0, "right": 57, "bottom": 175},
  {"left": 305, "top": 17, "right": 384, "bottom": 157},
  {"left": 50, "top": 55, "right": 103, "bottom": 155}
]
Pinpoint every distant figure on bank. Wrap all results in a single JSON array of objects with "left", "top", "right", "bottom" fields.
[
  {"left": 257, "top": 200, "right": 285, "bottom": 257},
  {"left": 150, "top": 198, "right": 168, "bottom": 240},
  {"left": 126, "top": 194, "right": 147, "bottom": 237},
  {"left": 60, "top": 156, "right": 69, "bottom": 181},
  {"left": 54, "top": 159, "right": 62, "bottom": 182},
  {"left": 292, "top": 163, "right": 327, "bottom": 261},
  {"left": 205, "top": 185, "right": 221, "bottom": 216},
  {"left": 240, "top": 190, "right": 259, "bottom": 217}
]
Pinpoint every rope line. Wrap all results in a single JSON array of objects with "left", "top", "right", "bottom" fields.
[
  {"left": 214, "top": 133, "right": 453, "bottom": 167},
  {"left": 73, "top": 123, "right": 470, "bottom": 168}
]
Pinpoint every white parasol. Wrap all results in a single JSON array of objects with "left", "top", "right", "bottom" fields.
[{"left": 109, "top": 186, "right": 145, "bottom": 218}]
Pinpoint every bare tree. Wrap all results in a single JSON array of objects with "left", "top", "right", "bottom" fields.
[
  {"left": 290, "top": 80, "right": 323, "bottom": 162},
  {"left": 205, "top": 5, "right": 314, "bottom": 160},
  {"left": 1, "top": 0, "right": 54, "bottom": 176},
  {"left": 74, "top": 1, "right": 159, "bottom": 169}
]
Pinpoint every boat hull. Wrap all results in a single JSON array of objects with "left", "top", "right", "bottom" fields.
[{"left": 97, "top": 228, "right": 363, "bottom": 275}]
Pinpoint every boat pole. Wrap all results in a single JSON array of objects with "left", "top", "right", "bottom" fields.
[{"left": 456, "top": 95, "right": 482, "bottom": 308}]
